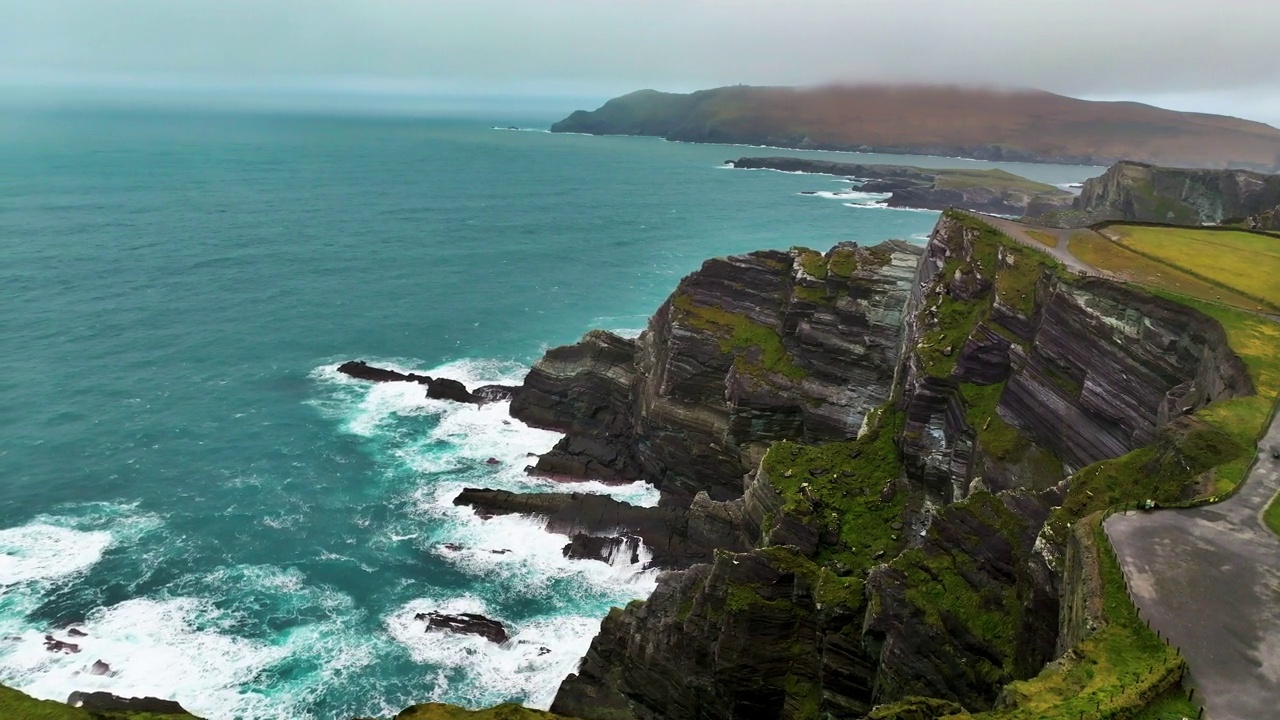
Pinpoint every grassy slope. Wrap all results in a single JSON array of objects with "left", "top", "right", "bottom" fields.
[
  {"left": 1024, "top": 229, "right": 1059, "bottom": 248},
  {"left": 1067, "top": 231, "right": 1267, "bottom": 311},
  {"left": 1109, "top": 226, "right": 1280, "bottom": 309},
  {"left": 932, "top": 169, "right": 1065, "bottom": 195}
]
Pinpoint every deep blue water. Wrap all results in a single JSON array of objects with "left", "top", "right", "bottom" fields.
[{"left": 0, "top": 102, "right": 1101, "bottom": 719}]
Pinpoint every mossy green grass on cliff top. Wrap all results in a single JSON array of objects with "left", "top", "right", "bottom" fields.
[
  {"left": 917, "top": 212, "right": 1060, "bottom": 377},
  {"left": 1067, "top": 230, "right": 1266, "bottom": 312},
  {"left": 1046, "top": 417, "right": 1244, "bottom": 541},
  {"left": 1265, "top": 493, "right": 1280, "bottom": 537},
  {"left": 0, "top": 685, "right": 202, "bottom": 720},
  {"left": 931, "top": 168, "right": 1064, "bottom": 195}
]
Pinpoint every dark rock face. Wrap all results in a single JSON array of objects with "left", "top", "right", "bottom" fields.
[
  {"left": 67, "top": 691, "right": 192, "bottom": 716},
  {"left": 337, "top": 360, "right": 430, "bottom": 383},
  {"left": 337, "top": 360, "right": 516, "bottom": 405},
  {"left": 43, "top": 635, "right": 80, "bottom": 654},
  {"left": 729, "top": 157, "right": 1074, "bottom": 216},
  {"left": 999, "top": 278, "right": 1252, "bottom": 471},
  {"left": 454, "top": 489, "right": 753, "bottom": 568},
  {"left": 415, "top": 611, "right": 509, "bottom": 644},
  {"left": 510, "top": 241, "right": 922, "bottom": 506},
  {"left": 562, "top": 534, "right": 643, "bottom": 565},
  {"left": 552, "top": 547, "right": 872, "bottom": 720},
  {"left": 1064, "top": 160, "right": 1280, "bottom": 226}
]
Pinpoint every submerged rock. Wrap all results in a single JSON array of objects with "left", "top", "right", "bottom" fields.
[{"left": 337, "top": 360, "right": 516, "bottom": 405}]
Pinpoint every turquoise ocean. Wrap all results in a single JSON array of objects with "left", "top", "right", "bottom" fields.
[{"left": 0, "top": 99, "right": 1101, "bottom": 719}]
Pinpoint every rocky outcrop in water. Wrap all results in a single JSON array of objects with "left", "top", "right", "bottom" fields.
[
  {"left": 510, "top": 240, "right": 923, "bottom": 506},
  {"left": 1041, "top": 160, "right": 1280, "bottom": 227},
  {"left": 415, "top": 612, "right": 509, "bottom": 644},
  {"left": 730, "top": 157, "right": 1075, "bottom": 216},
  {"left": 337, "top": 360, "right": 517, "bottom": 405}
]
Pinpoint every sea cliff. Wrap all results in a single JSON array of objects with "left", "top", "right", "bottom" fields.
[{"left": 449, "top": 210, "right": 1255, "bottom": 719}]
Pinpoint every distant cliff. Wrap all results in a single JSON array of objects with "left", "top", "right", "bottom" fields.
[
  {"left": 729, "top": 157, "right": 1075, "bottom": 216},
  {"left": 1061, "top": 161, "right": 1280, "bottom": 227},
  {"left": 552, "top": 85, "right": 1280, "bottom": 171}
]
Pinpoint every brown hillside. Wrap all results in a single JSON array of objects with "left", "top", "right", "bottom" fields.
[{"left": 552, "top": 85, "right": 1280, "bottom": 171}]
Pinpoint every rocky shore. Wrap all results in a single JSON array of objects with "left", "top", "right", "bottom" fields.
[{"left": 729, "top": 157, "right": 1075, "bottom": 216}]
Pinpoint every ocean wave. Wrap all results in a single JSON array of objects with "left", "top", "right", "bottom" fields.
[
  {"left": 842, "top": 202, "right": 940, "bottom": 214},
  {"left": 805, "top": 190, "right": 892, "bottom": 202},
  {"left": 490, "top": 127, "right": 551, "bottom": 133},
  {"left": 384, "top": 596, "right": 615, "bottom": 710},
  {"left": 1, "top": 561, "right": 394, "bottom": 720}
]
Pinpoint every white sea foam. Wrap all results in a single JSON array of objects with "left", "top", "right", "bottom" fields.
[
  {"left": 1, "top": 562, "right": 385, "bottom": 720},
  {"left": 842, "top": 202, "right": 940, "bottom": 214},
  {"left": 385, "top": 597, "right": 615, "bottom": 709},
  {"left": 806, "top": 190, "right": 891, "bottom": 202},
  {"left": 0, "top": 524, "right": 113, "bottom": 588}
]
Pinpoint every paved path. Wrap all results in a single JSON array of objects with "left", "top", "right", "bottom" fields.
[
  {"left": 1106, "top": 412, "right": 1280, "bottom": 720},
  {"left": 959, "top": 211, "right": 1106, "bottom": 277}
]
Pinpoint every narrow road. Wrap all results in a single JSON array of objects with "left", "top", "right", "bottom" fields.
[
  {"left": 961, "top": 211, "right": 1107, "bottom": 277},
  {"left": 1105, "top": 412, "right": 1280, "bottom": 720}
]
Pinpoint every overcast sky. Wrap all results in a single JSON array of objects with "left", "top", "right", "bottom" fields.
[{"left": 2, "top": 0, "right": 1278, "bottom": 124}]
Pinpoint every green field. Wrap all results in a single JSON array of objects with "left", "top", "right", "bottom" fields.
[
  {"left": 1107, "top": 226, "right": 1280, "bottom": 309},
  {"left": 1067, "top": 230, "right": 1275, "bottom": 312},
  {"left": 1024, "top": 229, "right": 1059, "bottom": 248}
]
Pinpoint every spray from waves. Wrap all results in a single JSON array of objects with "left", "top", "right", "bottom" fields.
[
  {"left": 308, "top": 358, "right": 660, "bottom": 505},
  {"left": 804, "top": 190, "right": 892, "bottom": 203},
  {"left": 0, "top": 504, "right": 162, "bottom": 626},
  {"left": 310, "top": 356, "right": 662, "bottom": 710},
  {"left": 3, "top": 555, "right": 395, "bottom": 720},
  {"left": 385, "top": 593, "right": 617, "bottom": 710},
  {"left": 842, "top": 202, "right": 940, "bottom": 214}
]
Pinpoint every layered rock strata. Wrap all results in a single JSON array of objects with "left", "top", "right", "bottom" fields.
[
  {"left": 511, "top": 240, "right": 923, "bottom": 506},
  {"left": 447, "top": 211, "right": 1254, "bottom": 720}
]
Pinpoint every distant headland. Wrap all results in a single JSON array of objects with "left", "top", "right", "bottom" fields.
[{"left": 552, "top": 85, "right": 1280, "bottom": 171}]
